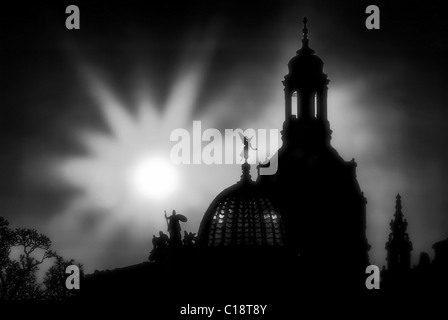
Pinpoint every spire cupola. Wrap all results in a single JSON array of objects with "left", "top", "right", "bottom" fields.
[{"left": 283, "top": 17, "right": 329, "bottom": 124}]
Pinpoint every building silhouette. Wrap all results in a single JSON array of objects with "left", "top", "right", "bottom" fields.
[
  {"left": 432, "top": 237, "right": 448, "bottom": 267},
  {"left": 78, "top": 18, "right": 448, "bottom": 310},
  {"left": 198, "top": 17, "right": 370, "bottom": 291},
  {"left": 385, "top": 194, "right": 413, "bottom": 273}
]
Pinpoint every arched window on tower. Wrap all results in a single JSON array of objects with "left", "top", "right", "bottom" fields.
[
  {"left": 291, "top": 91, "right": 300, "bottom": 118},
  {"left": 314, "top": 92, "right": 318, "bottom": 118}
]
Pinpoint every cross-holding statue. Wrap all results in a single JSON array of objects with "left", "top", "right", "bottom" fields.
[{"left": 165, "top": 210, "right": 188, "bottom": 247}]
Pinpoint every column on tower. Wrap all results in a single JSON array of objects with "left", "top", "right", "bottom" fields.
[
  {"left": 316, "top": 86, "right": 328, "bottom": 121},
  {"left": 284, "top": 87, "right": 292, "bottom": 120}
]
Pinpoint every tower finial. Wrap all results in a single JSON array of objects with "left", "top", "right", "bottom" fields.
[
  {"left": 299, "top": 16, "right": 311, "bottom": 52},
  {"left": 395, "top": 193, "right": 403, "bottom": 218},
  {"left": 303, "top": 17, "right": 308, "bottom": 39}
]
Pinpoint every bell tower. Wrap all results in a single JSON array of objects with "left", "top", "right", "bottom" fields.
[
  {"left": 282, "top": 18, "right": 331, "bottom": 147},
  {"left": 386, "top": 194, "right": 413, "bottom": 272},
  {"left": 259, "top": 17, "right": 370, "bottom": 289}
]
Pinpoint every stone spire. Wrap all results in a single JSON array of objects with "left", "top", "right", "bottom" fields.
[{"left": 386, "top": 194, "right": 413, "bottom": 272}]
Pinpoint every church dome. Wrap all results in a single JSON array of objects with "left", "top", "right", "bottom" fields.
[
  {"left": 198, "top": 164, "right": 285, "bottom": 247},
  {"left": 287, "top": 50, "right": 324, "bottom": 78}
]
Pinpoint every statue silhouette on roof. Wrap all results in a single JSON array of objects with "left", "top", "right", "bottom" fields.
[
  {"left": 239, "top": 133, "right": 257, "bottom": 162},
  {"left": 183, "top": 231, "right": 197, "bottom": 246},
  {"left": 149, "top": 231, "right": 169, "bottom": 262},
  {"left": 165, "top": 210, "right": 187, "bottom": 247}
]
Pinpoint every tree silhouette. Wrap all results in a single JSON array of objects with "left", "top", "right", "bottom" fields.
[
  {"left": 0, "top": 217, "right": 13, "bottom": 299},
  {"left": 43, "top": 252, "right": 83, "bottom": 300},
  {"left": 0, "top": 216, "right": 81, "bottom": 300},
  {"left": 5, "top": 227, "right": 52, "bottom": 299}
]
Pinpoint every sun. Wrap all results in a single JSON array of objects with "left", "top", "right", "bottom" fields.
[
  {"left": 53, "top": 38, "right": 231, "bottom": 240},
  {"left": 128, "top": 156, "right": 179, "bottom": 200}
]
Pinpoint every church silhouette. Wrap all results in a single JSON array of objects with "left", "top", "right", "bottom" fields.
[
  {"left": 80, "top": 18, "right": 448, "bottom": 312},
  {"left": 197, "top": 17, "right": 369, "bottom": 293}
]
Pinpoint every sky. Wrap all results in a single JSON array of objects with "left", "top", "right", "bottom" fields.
[{"left": 1, "top": 0, "right": 447, "bottom": 272}]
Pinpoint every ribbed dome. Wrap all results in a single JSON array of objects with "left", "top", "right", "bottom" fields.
[{"left": 198, "top": 179, "right": 285, "bottom": 247}]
